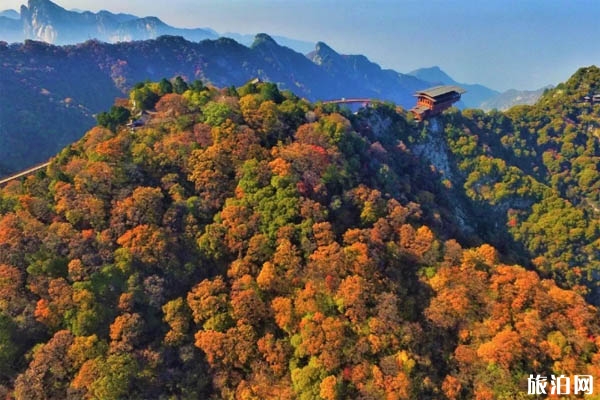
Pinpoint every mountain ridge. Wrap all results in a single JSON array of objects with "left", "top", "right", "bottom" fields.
[
  {"left": 0, "top": 0, "right": 315, "bottom": 54},
  {"left": 16, "top": 0, "right": 217, "bottom": 44},
  {"left": 0, "top": 34, "right": 434, "bottom": 173},
  {"left": 0, "top": 0, "right": 563, "bottom": 176},
  {"left": 480, "top": 86, "right": 551, "bottom": 111}
]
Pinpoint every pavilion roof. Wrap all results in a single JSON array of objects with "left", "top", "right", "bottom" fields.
[{"left": 415, "top": 85, "right": 466, "bottom": 98}]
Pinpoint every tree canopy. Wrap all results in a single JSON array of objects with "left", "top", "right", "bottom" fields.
[{"left": 1, "top": 71, "right": 600, "bottom": 399}]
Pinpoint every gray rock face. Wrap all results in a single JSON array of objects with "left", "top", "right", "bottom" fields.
[
  {"left": 412, "top": 118, "right": 453, "bottom": 181},
  {"left": 409, "top": 118, "right": 478, "bottom": 234}
]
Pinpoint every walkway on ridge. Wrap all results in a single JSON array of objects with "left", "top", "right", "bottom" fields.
[{"left": 0, "top": 162, "right": 50, "bottom": 185}]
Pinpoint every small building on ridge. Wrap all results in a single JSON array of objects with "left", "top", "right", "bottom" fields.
[{"left": 410, "top": 85, "right": 466, "bottom": 121}]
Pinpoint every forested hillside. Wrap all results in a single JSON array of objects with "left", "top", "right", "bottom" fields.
[
  {"left": 0, "top": 71, "right": 599, "bottom": 399},
  {"left": 436, "top": 67, "right": 600, "bottom": 297}
]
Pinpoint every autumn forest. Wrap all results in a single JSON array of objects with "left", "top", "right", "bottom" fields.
[{"left": 1, "top": 68, "right": 600, "bottom": 399}]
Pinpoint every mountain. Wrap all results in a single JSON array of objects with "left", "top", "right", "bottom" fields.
[
  {"left": 308, "top": 41, "right": 427, "bottom": 106},
  {"left": 0, "top": 75, "right": 599, "bottom": 399},
  {"left": 0, "top": 35, "right": 432, "bottom": 174},
  {"left": 479, "top": 86, "right": 551, "bottom": 111},
  {"left": 14, "top": 0, "right": 217, "bottom": 44},
  {"left": 407, "top": 65, "right": 456, "bottom": 85},
  {"left": 222, "top": 31, "right": 314, "bottom": 54},
  {"left": 0, "top": 0, "right": 315, "bottom": 53},
  {"left": 408, "top": 66, "right": 500, "bottom": 108}
]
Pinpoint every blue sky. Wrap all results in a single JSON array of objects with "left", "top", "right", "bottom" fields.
[{"left": 3, "top": 0, "right": 600, "bottom": 91}]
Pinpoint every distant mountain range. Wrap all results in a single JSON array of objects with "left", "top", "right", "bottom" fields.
[
  {"left": 1, "top": 0, "right": 215, "bottom": 43},
  {"left": 480, "top": 86, "right": 551, "bottom": 111},
  {"left": 0, "top": 0, "right": 314, "bottom": 53},
  {"left": 1, "top": 0, "right": 549, "bottom": 111}
]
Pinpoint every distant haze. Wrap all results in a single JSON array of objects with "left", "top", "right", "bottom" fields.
[{"left": 2, "top": 0, "right": 599, "bottom": 91}]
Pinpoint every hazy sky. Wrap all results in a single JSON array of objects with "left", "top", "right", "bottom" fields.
[{"left": 2, "top": 0, "right": 600, "bottom": 91}]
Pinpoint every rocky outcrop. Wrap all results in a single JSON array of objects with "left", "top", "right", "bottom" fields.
[{"left": 412, "top": 118, "right": 454, "bottom": 181}]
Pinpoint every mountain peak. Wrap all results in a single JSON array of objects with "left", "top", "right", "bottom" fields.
[
  {"left": 307, "top": 41, "right": 341, "bottom": 66},
  {"left": 132, "top": 15, "right": 167, "bottom": 28},
  {"left": 27, "top": 0, "right": 65, "bottom": 12},
  {"left": 314, "top": 41, "right": 337, "bottom": 55},
  {"left": 408, "top": 66, "right": 456, "bottom": 85},
  {"left": 251, "top": 33, "right": 277, "bottom": 48},
  {"left": 155, "top": 35, "right": 188, "bottom": 45}
]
